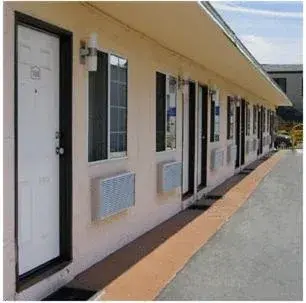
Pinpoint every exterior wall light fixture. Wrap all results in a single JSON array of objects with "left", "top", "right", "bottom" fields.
[
  {"left": 208, "top": 84, "right": 217, "bottom": 96},
  {"left": 80, "top": 32, "right": 98, "bottom": 71},
  {"left": 178, "top": 75, "right": 189, "bottom": 90},
  {"left": 235, "top": 96, "right": 241, "bottom": 107}
]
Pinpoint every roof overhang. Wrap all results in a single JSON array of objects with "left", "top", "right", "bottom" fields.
[{"left": 85, "top": 1, "right": 292, "bottom": 107}]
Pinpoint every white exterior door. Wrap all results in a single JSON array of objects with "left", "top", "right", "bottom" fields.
[{"left": 17, "top": 25, "right": 60, "bottom": 275}]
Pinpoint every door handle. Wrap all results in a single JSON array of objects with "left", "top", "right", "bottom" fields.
[
  {"left": 55, "top": 131, "right": 64, "bottom": 155},
  {"left": 56, "top": 147, "right": 64, "bottom": 155}
]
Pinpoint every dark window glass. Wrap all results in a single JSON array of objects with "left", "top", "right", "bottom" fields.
[
  {"left": 273, "top": 78, "right": 287, "bottom": 94},
  {"left": 253, "top": 105, "right": 257, "bottom": 135},
  {"left": 88, "top": 51, "right": 108, "bottom": 162},
  {"left": 227, "top": 97, "right": 231, "bottom": 139},
  {"left": 156, "top": 72, "right": 166, "bottom": 151},
  {"left": 210, "top": 90, "right": 220, "bottom": 142},
  {"left": 227, "top": 97, "right": 234, "bottom": 139},
  {"left": 262, "top": 107, "right": 266, "bottom": 132},
  {"left": 210, "top": 98, "right": 215, "bottom": 142},
  {"left": 246, "top": 103, "right": 251, "bottom": 136}
]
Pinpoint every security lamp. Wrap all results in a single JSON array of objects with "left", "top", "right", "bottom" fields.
[
  {"left": 178, "top": 75, "right": 189, "bottom": 90},
  {"left": 169, "top": 77, "right": 177, "bottom": 87},
  {"left": 80, "top": 32, "right": 98, "bottom": 71},
  {"left": 209, "top": 84, "right": 217, "bottom": 95},
  {"left": 235, "top": 97, "right": 241, "bottom": 107}
]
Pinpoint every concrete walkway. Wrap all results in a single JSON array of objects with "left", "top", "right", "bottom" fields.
[{"left": 158, "top": 150, "right": 302, "bottom": 301}]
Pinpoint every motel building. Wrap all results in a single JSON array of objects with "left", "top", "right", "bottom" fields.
[{"left": 3, "top": 1, "right": 292, "bottom": 300}]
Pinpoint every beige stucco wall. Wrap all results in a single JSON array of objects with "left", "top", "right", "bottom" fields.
[{"left": 3, "top": 2, "right": 275, "bottom": 300}]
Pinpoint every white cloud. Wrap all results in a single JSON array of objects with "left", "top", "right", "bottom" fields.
[
  {"left": 240, "top": 34, "right": 303, "bottom": 64},
  {"left": 212, "top": 2, "right": 303, "bottom": 18}
]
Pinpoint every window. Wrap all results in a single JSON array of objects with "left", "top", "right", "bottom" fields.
[
  {"left": 210, "top": 89, "right": 220, "bottom": 142},
  {"left": 273, "top": 78, "right": 287, "bottom": 94},
  {"left": 262, "top": 107, "right": 266, "bottom": 132},
  {"left": 156, "top": 72, "right": 177, "bottom": 152},
  {"left": 110, "top": 55, "right": 128, "bottom": 157},
  {"left": 88, "top": 51, "right": 128, "bottom": 162},
  {"left": 227, "top": 96, "right": 234, "bottom": 139},
  {"left": 253, "top": 105, "right": 257, "bottom": 135},
  {"left": 246, "top": 102, "right": 251, "bottom": 136}
]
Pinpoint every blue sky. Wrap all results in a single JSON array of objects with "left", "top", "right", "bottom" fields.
[{"left": 210, "top": 1, "right": 303, "bottom": 64}]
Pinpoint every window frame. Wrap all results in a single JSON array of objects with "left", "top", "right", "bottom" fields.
[
  {"left": 267, "top": 109, "right": 271, "bottom": 132},
  {"left": 87, "top": 49, "right": 129, "bottom": 164},
  {"left": 227, "top": 96, "right": 235, "bottom": 140},
  {"left": 246, "top": 102, "right": 251, "bottom": 136},
  {"left": 253, "top": 105, "right": 257, "bottom": 135},
  {"left": 109, "top": 53, "right": 128, "bottom": 159},
  {"left": 155, "top": 71, "right": 178, "bottom": 153},
  {"left": 262, "top": 107, "right": 266, "bottom": 132},
  {"left": 210, "top": 89, "right": 220, "bottom": 142}
]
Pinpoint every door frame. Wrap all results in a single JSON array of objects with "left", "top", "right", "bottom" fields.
[
  {"left": 14, "top": 12, "right": 73, "bottom": 292},
  {"left": 182, "top": 80, "right": 196, "bottom": 200},
  {"left": 197, "top": 83, "right": 208, "bottom": 191},
  {"left": 240, "top": 99, "right": 246, "bottom": 166},
  {"left": 235, "top": 99, "right": 241, "bottom": 169},
  {"left": 270, "top": 111, "right": 274, "bottom": 148},
  {"left": 257, "top": 106, "right": 261, "bottom": 155}
]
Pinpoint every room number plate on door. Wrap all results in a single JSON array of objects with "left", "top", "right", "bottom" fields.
[{"left": 30, "top": 65, "right": 41, "bottom": 80}]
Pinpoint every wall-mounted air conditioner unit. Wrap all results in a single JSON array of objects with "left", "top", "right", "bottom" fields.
[
  {"left": 246, "top": 140, "right": 250, "bottom": 154},
  {"left": 92, "top": 172, "right": 135, "bottom": 220},
  {"left": 268, "top": 135, "right": 272, "bottom": 145},
  {"left": 158, "top": 161, "right": 182, "bottom": 193},
  {"left": 211, "top": 148, "right": 224, "bottom": 170},
  {"left": 253, "top": 138, "right": 257, "bottom": 152},
  {"left": 227, "top": 144, "right": 237, "bottom": 164},
  {"left": 264, "top": 136, "right": 268, "bottom": 145}
]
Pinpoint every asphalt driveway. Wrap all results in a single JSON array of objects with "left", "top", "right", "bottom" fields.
[{"left": 158, "top": 150, "right": 302, "bottom": 301}]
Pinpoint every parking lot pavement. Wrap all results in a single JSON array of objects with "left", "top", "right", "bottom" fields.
[{"left": 157, "top": 150, "right": 302, "bottom": 301}]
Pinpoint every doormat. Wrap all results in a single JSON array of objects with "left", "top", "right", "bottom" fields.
[
  {"left": 239, "top": 171, "right": 250, "bottom": 175},
  {"left": 243, "top": 168, "right": 255, "bottom": 172},
  {"left": 43, "top": 287, "right": 96, "bottom": 301},
  {"left": 205, "top": 194, "right": 223, "bottom": 199},
  {"left": 188, "top": 204, "right": 211, "bottom": 210}
]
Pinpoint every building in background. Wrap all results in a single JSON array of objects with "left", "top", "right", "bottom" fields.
[{"left": 263, "top": 64, "right": 303, "bottom": 122}]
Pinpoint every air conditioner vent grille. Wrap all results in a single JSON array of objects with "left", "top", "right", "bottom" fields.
[
  {"left": 158, "top": 161, "right": 182, "bottom": 193},
  {"left": 92, "top": 172, "right": 135, "bottom": 220}
]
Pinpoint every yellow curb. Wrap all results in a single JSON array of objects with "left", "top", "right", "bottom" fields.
[{"left": 96, "top": 152, "right": 283, "bottom": 301}]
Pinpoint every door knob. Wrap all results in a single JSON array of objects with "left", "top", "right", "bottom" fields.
[{"left": 56, "top": 147, "right": 64, "bottom": 155}]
